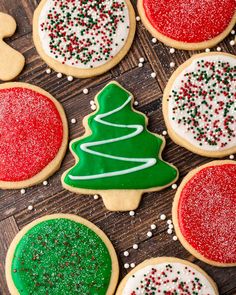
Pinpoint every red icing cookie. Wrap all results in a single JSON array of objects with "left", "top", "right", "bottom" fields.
[
  {"left": 173, "top": 161, "right": 236, "bottom": 266},
  {"left": 0, "top": 83, "right": 68, "bottom": 189},
  {"left": 137, "top": 0, "right": 236, "bottom": 50}
]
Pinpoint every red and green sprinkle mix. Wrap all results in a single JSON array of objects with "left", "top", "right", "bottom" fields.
[
  {"left": 170, "top": 58, "right": 236, "bottom": 149},
  {"left": 39, "top": 0, "right": 129, "bottom": 68},
  {"left": 130, "top": 264, "right": 211, "bottom": 295}
]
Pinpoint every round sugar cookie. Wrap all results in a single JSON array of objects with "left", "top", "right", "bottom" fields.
[
  {"left": 0, "top": 83, "right": 68, "bottom": 189},
  {"left": 172, "top": 160, "right": 236, "bottom": 267},
  {"left": 163, "top": 52, "right": 236, "bottom": 158},
  {"left": 116, "top": 257, "right": 218, "bottom": 295},
  {"left": 33, "top": 0, "right": 136, "bottom": 78},
  {"left": 5, "top": 214, "right": 119, "bottom": 295},
  {"left": 137, "top": 0, "right": 236, "bottom": 50}
]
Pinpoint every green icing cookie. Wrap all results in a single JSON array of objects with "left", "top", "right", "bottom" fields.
[
  {"left": 7, "top": 216, "right": 115, "bottom": 295},
  {"left": 62, "top": 82, "right": 178, "bottom": 190}
]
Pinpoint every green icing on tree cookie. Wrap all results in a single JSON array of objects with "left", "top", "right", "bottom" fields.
[
  {"left": 63, "top": 82, "right": 178, "bottom": 189},
  {"left": 11, "top": 218, "right": 112, "bottom": 295}
]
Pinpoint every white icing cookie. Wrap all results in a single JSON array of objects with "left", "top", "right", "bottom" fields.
[
  {"left": 163, "top": 52, "right": 236, "bottom": 157},
  {"left": 33, "top": 0, "right": 136, "bottom": 78},
  {"left": 116, "top": 257, "right": 218, "bottom": 295}
]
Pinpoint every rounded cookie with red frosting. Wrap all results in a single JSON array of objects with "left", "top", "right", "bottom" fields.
[
  {"left": 137, "top": 0, "right": 236, "bottom": 50},
  {"left": 172, "top": 160, "right": 236, "bottom": 267},
  {"left": 0, "top": 83, "right": 68, "bottom": 189}
]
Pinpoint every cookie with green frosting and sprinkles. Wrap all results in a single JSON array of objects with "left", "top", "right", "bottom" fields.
[
  {"left": 33, "top": 0, "right": 136, "bottom": 78},
  {"left": 163, "top": 52, "right": 236, "bottom": 157},
  {"left": 5, "top": 214, "right": 119, "bottom": 295},
  {"left": 116, "top": 257, "right": 219, "bottom": 295}
]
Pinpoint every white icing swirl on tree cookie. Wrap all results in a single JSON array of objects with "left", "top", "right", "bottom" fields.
[
  {"left": 122, "top": 262, "right": 216, "bottom": 295},
  {"left": 168, "top": 55, "right": 236, "bottom": 151},
  {"left": 38, "top": 0, "right": 130, "bottom": 69}
]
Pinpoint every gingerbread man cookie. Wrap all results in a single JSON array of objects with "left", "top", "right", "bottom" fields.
[
  {"left": 172, "top": 160, "right": 236, "bottom": 267},
  {"left": 0, "top": 13, "right": 25, "bottom": 81},
  {"left": 6, "top": 214, "right": 119, "bottom": 294},
  {"left": 163, "top": 52, "right": 236, "bottom": 158},
  {"left": 116, "top": 257, "right": 218, "bottom": 295},
  {"left": 0, "top": 83, "right": 68, "bottom": 189},
  {"left": 137, "top": 0, "right": 236, "bottom": 50},
  {"left": 62, "top": 81, "right": 178, "bottom": 211},
  {"left": 33, "top": 0, "right": 136, "bottom": 78}
]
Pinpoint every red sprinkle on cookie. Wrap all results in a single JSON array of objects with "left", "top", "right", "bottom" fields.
[
  {"left": 173, "top": 161, "right": 236, "bottom": 266},
  {"left": 0, "top": 83, "right": 67, "bottom": 188}
]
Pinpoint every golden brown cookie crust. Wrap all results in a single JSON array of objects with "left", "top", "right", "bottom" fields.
[
  {"left": 5, "top": 213, "right": 119, "bottom": 295},
  {"left": 116, "top": 257, "right": 219, "bottom": 294},
  {"left": 137, "top": 0, "right": 236, "bottom": 50},
  {"left": 33, "top": 0, "right": 136, "bottom": 78},
  {"left": 163, "top": 52, "right": 236, "bottom": 158},
  {"left": 0, "top": 82, "right": 68, "bottom": 189},
  {"left": 172, "top": 160, "right": 236, "bottom": 267}
]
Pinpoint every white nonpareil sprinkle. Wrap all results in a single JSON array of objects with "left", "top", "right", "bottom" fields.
[
  {"left": 160, "top": 214, "right": 166, "bottom": 220},
  {"left": 139, "top": 57, "right": 144, "bottom": 63},
  {"left": 152, "top": 37, "right": 157, "bottom": 43},
  {"left": 151, "top": 72, "right": 156, "bottom": 78},
  {"left": 216, "top": 47, "right": 221, "bottom": 52},
  {"left": 138, "top": 62, "right": 143, "bottom": 68},
  {"left": 162, "top": 130, "right": 167, "bottom": 136},
  {"left": 21, "top": 189, "right": 26, "bottom": 194},
  {"left": 169, "top": 48, "right": 175, "bottom": 54},
  {"left": 71, "top": 118, "right": 77, "bottom": 124},
  {"left": 130, "top": 263, "right": 136, "bottom": 268},
  {"left": 230, "top": 40, "right": 235, "bottom": 46},
  {"left": 67, "top": 75, "right": 74, "bottom": 81},
  {"left": 129, "top": 210, "right": 135, "bottom": 216},
  {"left": 172, "top": 183, "right": 177, "bottom": 189},
  {"left": 94, "top": 194, "right": 99, "bottom": 200},
  {"left": 124, "top": 263, "right": 130, "bottom": 269},
  {"left": 46, "top": 68, "right": 51, "bottom": 74},
  {"left": 170, "top": 62, "right": 175, "bottom": 68},
  {"left": 167, "top": 228, "right": 173, "bottom": 234},
  {"left": 167, "top": 219, "right": 172, "bottom": 225},
  {"left": 57, "top": 72, "right": 62, "bottom": 78},
  {"left": 205, "top": 48, "right": 210, "bottom": 53},
  {"left": 147, "top": 231, "right": 152, "bottom": 237},
  {"left": 136, "top": 16, "right": 141, "bottom": 21},
  {"left": 124, "top": 251, "right": 129, "bottom": 257},
  {"left": 168, "top": 224, "right": 174, "bottom": 229},
  {"left": 231, "top": 30, "right": 235, "bottom": 35},
  {"left": 28, "top": 205, "right": 34, "bottom": 211},
  {"left": 133, "top": 243, "right": 138, "bottom": 249},
  {"left": 150, "top": 224, "right": 156, "bottom": 230},
  {"left": 91, "top": 105, "right": 97, "bottom": 111},
  {"left": 173, "top": 235, "right": 178, "bottom": 241},
  {"left": 229, "top": 154, "right": 235, "bottom": 160},
  {"left": 90, "top": 100, "right": 95, "bottom": 105},
  {"left": 134, "top": 101, "right": 139, "bottom": 106},
  {"left": 43, "top": 180, "right": 48, "bottom": 186},
  {"left": 83, "top": 88, "right": 89, "bottom": 94}
]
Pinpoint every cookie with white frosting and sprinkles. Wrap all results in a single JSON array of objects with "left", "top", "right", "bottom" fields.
[
  {"left": 137, "top": 0, "right": 236, "bottom": 50},
  {"left": 116, "top": 257, "right": 218, "bottom": 295},
  {"left": 172, "top": 160, "right": 236, "bottom": 267},
  {"left": 5, "top": 214, "right": 119, "bottom": 295},
  {"left": 33, "top": 0, "right": 136, "bottom": 78},
  {"left": 163, "top": 52, "right": 236, "bottom": 158}
]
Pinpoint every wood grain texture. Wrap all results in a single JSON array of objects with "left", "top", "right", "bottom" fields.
[{"left": 0, "top": 0, "right": 235, "bottom": 294}]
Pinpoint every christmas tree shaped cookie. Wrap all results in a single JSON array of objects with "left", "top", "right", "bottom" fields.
[{"left": 62, "top": 82, "right": 178, "bottom": 211}]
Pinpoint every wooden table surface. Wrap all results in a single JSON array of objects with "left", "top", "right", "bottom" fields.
[{"left": 0, "top": 1, "right": 235, "bottom": 294}]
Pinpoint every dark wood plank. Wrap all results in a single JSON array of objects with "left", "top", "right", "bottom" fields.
[{"left": 0, "top": 216, "right": 19, "bottom": 295}]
